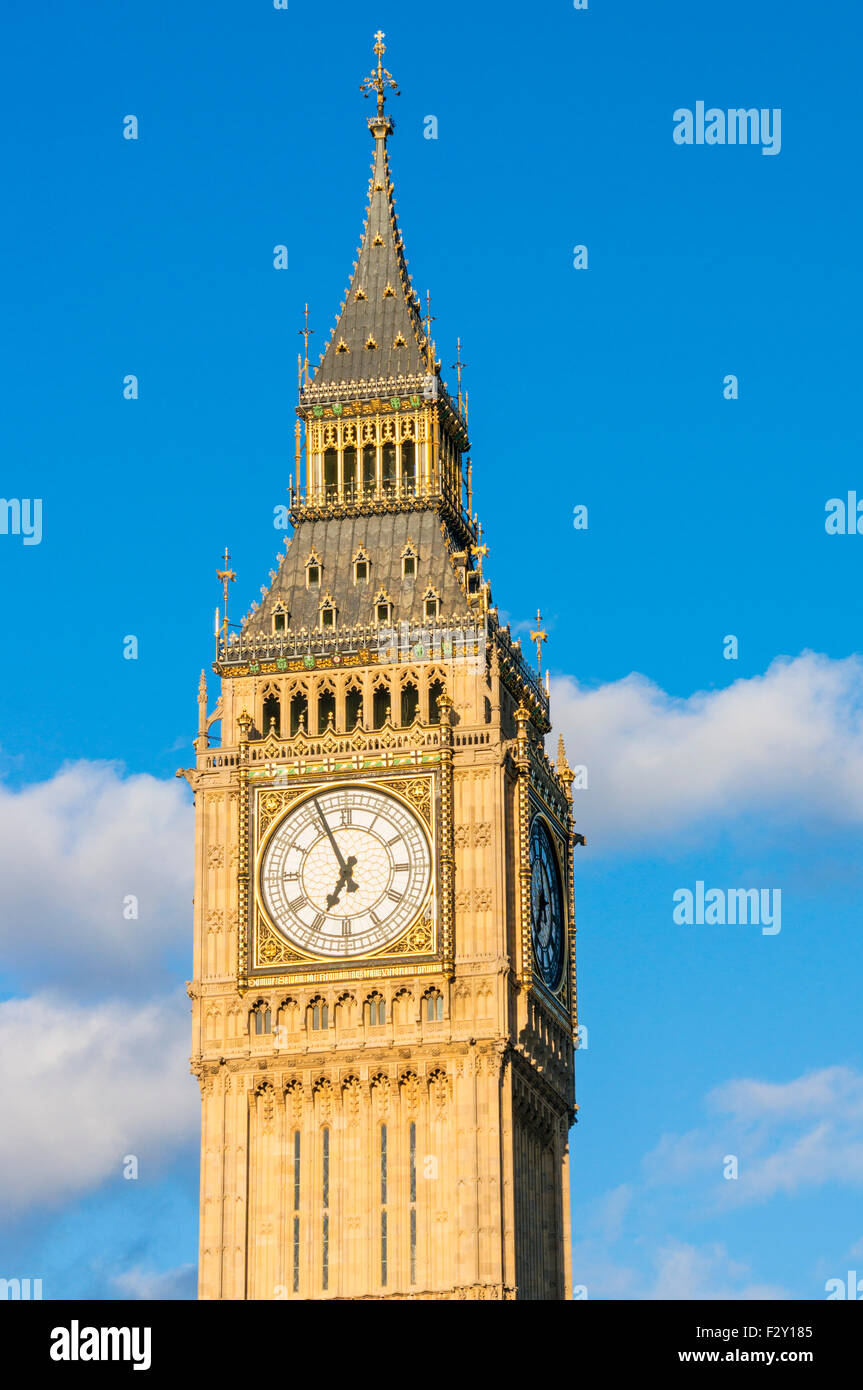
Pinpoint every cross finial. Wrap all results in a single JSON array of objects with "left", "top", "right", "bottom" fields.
[
  {"left": 530, "top": 608, "right": 548, "bottom": 676},
  {"left": 361, "top": 31, "right": 399, "bottom": 122}
]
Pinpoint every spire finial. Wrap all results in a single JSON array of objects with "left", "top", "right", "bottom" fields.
[
  {"left": 298, "top": 304, "right": 314, "bottom": 387},
  {"left": 530, "top": 608, "right": 548, "bottom": 677},
  {"left": 451, "top": 337, "right": 467, "bottom": 414},
  {"left": 361, "top": 31, "right": 399, "bottom": 130}
]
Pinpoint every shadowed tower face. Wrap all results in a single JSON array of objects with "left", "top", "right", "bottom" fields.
[{"left": 185, "top": 32, "right": 580, "bottom": 1302}]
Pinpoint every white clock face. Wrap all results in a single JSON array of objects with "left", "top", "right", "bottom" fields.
[{"left": 259, "top": 784, "right": 432, "bottom": 958}]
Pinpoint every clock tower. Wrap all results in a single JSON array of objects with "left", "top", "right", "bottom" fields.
[{"left": 183, "top": 33, "right": 581, "bottom": 1301}]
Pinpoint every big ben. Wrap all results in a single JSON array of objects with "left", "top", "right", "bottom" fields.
[{"left": 182, "top": 33, "right": 581, "bottom": 1301}]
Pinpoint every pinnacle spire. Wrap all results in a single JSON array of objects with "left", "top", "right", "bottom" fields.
[{"left": 309, "top": 33, "right": 430, "bottom": 390}]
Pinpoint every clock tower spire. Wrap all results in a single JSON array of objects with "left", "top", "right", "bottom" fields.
[{"left": 183, "top": 33, "right": 580, "bottom": 1301}]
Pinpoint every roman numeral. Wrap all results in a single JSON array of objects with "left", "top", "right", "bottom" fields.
[
  {"left": 288, "top": 895, "right": 306, "bottom": 913},
  {"left": 341, "top": 807, "right": 352, "bottom": 826},
  {"left": 386, "top": 890, "right": 401, "bottom": 903},
  {"left": 387, "top": 835, "right": 402, "bottom": 846},
  {"left": 312, "top": 913, "right": 325, "bottom": 931},
  {"left": 391, "top": 862, "right": 410, "bottom": 873},
  {"left": 342, "top": 921, "right": 352, "bottom": 936}
]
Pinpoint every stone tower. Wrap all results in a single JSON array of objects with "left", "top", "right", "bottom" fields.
[{"left": 182, "top": 33, "right": 581, "bottom": 1301}]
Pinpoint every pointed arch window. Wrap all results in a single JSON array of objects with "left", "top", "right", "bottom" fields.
[
  {"left": 289, "top": 691, "right": 308, "bottom": 736},
  {"left": 365, "top": 993, "right": 386, "bottom": 1027},
  {"left": 400, "top": 681, "right": 419, "bottom": 727},
  {"left": 428, "top": 678, "right": 445, "bottom": 725},
  {"left": 252, "top": 1002, "right": 272, "bottom": 1034},
  {"left": 346, "top": 684, "right": 364, "bottom": 729},
  {"left": 317, "top": 688, "right": 336, "bottom": 733},
  {"left": 424, "top": 990, "right": 444, "bottom": 1023},
  {"left": 309, "top": 1000, "right": 329, "bottom": 1031},
  {"left": 262, "top": 693, "right": 281, "bottom": 737}
]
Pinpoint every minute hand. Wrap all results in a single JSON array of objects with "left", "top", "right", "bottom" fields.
[{"left": 313, "top": 799, "right": 348, "bottom": 872}]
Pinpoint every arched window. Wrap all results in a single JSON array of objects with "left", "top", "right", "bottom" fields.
[
  {"left": 310, "top": 1001, "right": 329, "bottom": 1031},
  {"left": 346, "top": 685, "right": 363, "bottom": 729},
  {"left": 343, "top": 446, "right": 357, "bottom": 498},
  {"left": 373, "top": 683, "right": 390, "bottom": 730},
  {"left": 317, "top": 689, "right": 336, "bottom": 734},
  {"left": 400, "top": 682, "right": 419, "bottom": 726},
  {"left": 382, "top": 442, "right": 396, "bottom": 493},
  {"left": 366, "top": 994, "right": 385, "bottom": 1027},
  {"left": 322, "top": 1126, "right": 330, "bottom": 1292},
  {"left": 252, "top": 1003, "right": 272, "bottom": 1034},
  {"left": 402, "top": 441, "right": 416, "bottom": 495},
  {"left": 380, "top": 1124, "right": 388, "bottom": 1288},
  {"left": 290, "top": 692, "right": 308, "bottom": 736},
  {"left": 409, "top": 1120, "right": 417, "bottom": 1285},
  {"left": 291, "top": 1131, "right": 301, "bottom": 1294},
  {"left": 324, "top": 448, "right": 337, "bottom": 499},
  {"left": 425, "top": 992, "right": 443, "bottom": 1022},
  {"left": 428, "top": 678, "right": 445, "bottom": 725},
  {"left": 362, "top": 443, "right": 376, "bottom": 493},
  {"left": 262, "top": 693, "right": 281, "bottom": 737}
]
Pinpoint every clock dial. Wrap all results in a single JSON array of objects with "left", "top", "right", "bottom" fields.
[
  {"left": 529, "top": 816, "right": 565, "bottom": 990},
  {"left": 259, "top": 784, "right": 432, "bottom": 958}
]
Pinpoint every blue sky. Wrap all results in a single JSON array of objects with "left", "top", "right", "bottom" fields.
[{"left": 1, "top": 0, "right": 861, "bottom": 1299}]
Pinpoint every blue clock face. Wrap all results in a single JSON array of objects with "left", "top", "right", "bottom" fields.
[{"left": 529, "top": 817, "right": 565, "bottom": 990}]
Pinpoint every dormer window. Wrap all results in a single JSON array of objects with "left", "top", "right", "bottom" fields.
[
  {"left": 423, "top": 590, "right": 440, "bottom": 620},
  {"left": 335, "top": 339, "right": 350, "bottom": 354},
  {"left": 365, "top": 335, "right": 378, "bottom": 350},
  {"left": 374, "top": 590, "right": 393, "bottom": 624},
  {"left": 401, "top": 544, "right": 418, "bottom": 579},
  {"left": 354, "top": 288, "right": 367, "bottom": 301},
  {"left": 319, "top": 594, "right": 337, "bottom": 630},
  {"left": 372, "top": 233, "right": 384, "bottom": 246},
  {"left": 383, "top": 284, "right": 396, "bottom": 298},
  {"left": 353, "top": 549, "right": 370, "bottom": 584},
  {"left": 306, "top": 551, "right": 322, "bottom": 587},
  {"left": 393, "top": 334, "right": 407, "bottom": 348},
  {"left": 466, "top": 571, "right": 480, "bottom": 595},
  {"left": 273, "top": 609, "right": 287, "bottom": 633}
]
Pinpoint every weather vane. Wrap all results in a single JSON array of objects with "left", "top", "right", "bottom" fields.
[
  {"left": 360, "top": 30, "right": 399, "bottom": 119},
  {"left": 530, "top": 608, "right": 548, "bottom": 676}
]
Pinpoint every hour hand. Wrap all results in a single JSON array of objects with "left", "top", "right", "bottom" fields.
[{"left": 326, "top": 855, "right": 358, "bottom": 908}]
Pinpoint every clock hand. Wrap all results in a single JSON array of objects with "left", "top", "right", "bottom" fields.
[
  {"left": 314, "top": 798, "right": 349, "bottom": 874},
  {"left": 326, "top": 855, "right": 359, "bottom": 909}
]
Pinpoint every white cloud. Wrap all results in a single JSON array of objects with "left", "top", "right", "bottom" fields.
[
  {"left": 551, "top": 652, "right": 863, "bottom": 853},
  {"left": 644, "top": 1066, "right": 863, "bottom": 1207},
  {"left": 0, "top": 992, "right": 197, "bottom": 1217},
  {"left": 0, "top": 761, "right": 193, "bottom": 992}
]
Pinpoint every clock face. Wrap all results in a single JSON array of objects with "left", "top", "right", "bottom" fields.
[
  {"left": 259, "top": 783, "right": 432, "bottom": 958},
  {"left": 529, "top": 816, "right": 565, "bottom": 990}
]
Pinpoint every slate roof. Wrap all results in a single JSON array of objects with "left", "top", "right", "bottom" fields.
[
  {"left": 311, "top": 124, "right": 430, "bottom": 387},
  {"left": 244, "top": 512, "right": 472, "bottom": 636}
]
